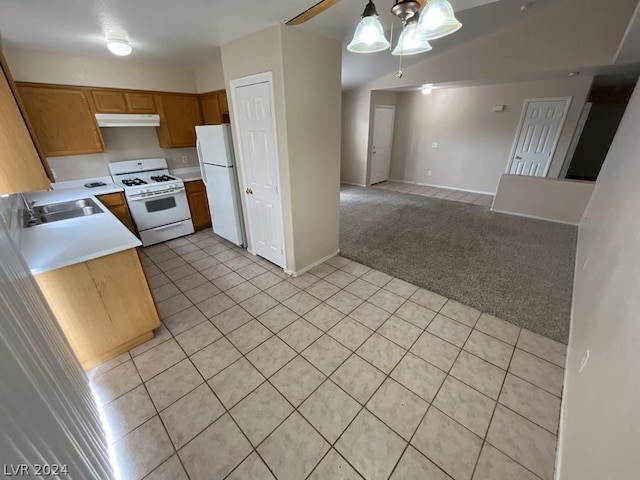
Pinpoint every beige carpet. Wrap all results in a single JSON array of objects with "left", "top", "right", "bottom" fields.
[{"left": 339, "top": 185, "right": 577, "bottom": 343}]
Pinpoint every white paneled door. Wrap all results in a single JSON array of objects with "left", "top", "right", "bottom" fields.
[
  {"left": 233, "top": 77, "right": 285, "bottom": 268},
  {"left": 370, "top": 105, "right": 395, "bottom": 185},
  {"left": 509, "top": 98, "right": 571, "bottom": 176}
]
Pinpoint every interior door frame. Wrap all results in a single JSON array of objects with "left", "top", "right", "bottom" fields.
[
  {"left": 505, "top": 96, "right": 572, "bottom": 177},
  {"left": 369, "top": 104, "right": 396, "bottom": 185},
  {"left": 228, "top": 71, "right": 287, "bottom": 270}
]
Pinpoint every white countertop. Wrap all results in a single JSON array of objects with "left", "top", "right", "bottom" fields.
[
  {"left": 18, "top": 188, "right": 141, "bottom": 275},
  {"left": 171, "top": 167, "right": 202, "bottom": 182},
  {"left": 52, "top": 176, "right": 124, "bottom": 195}
]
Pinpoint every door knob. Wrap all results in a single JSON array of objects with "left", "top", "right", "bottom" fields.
[{"left": 246, "top": 188, "right": 253, "bottom": 195}]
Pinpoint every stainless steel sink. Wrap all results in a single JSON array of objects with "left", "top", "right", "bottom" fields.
[
  {"left": 24, "top": 198, "right": 103, "bottom": 227},
  {"left": 37, "top": 198, "right": 96, "bottom": 214}
]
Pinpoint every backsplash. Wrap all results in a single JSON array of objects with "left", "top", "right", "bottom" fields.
[{"left": 47, "top": 128, "right": 199, "bottom": 181}]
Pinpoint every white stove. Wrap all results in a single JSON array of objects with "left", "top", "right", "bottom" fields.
[{"left": 109, "top": 158, "right": 195, "bottom": 246}]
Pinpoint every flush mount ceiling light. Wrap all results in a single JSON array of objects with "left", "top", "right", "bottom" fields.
[{"left": 107, "top": 38, "right": 132, "bottom": 56}]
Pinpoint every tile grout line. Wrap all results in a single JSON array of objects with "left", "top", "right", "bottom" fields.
[{"left": 108, "top": 235, "right": 562, "bottom": 479}]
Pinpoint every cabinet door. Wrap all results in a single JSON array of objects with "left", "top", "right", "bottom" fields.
[
  {"left": 185, "top": 180, "right": 211, "bottom": 231},
  {"left": 125, "top": 92, "right": 156, "bottom": 113},
  {"left": 18, "top": 84, "right": 106, "bottom": 157},
  {"left": 219, "top": 92, "right": 230, "bottom": 123},
  {"left": 218, "top": 91, "right": 229, "bottom": 115},
  {"left": 91, "top": 89, "right": 127, "bottom": 113},
  {"left": 200, "top": 93, "right": 222, "bottom": 125},
  {"left": 155, "top": 93, "right": 202, "bottom": 148},
  {"left": 0, "top": 54, "right": 50, "bottom": 193},
  {"left": 97, "top": 192, "right": 137, "bottom": 234}
]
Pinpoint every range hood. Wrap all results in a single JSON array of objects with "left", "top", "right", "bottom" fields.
[{"left": 95, "top": 113, "right": 160, "bottom": 127}]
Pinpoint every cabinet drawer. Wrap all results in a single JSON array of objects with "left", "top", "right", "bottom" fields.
[{"left": 185, "top": 179, "right": 206, "bottom": 194}]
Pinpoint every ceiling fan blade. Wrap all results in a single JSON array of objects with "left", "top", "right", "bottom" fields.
[{"left": 286, "top": 0, "right": 341, "bottom": 26}]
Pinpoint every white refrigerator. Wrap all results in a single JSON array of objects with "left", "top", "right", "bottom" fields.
[{"left": 196, "top": 124, "right": 246, "bottom": 247}]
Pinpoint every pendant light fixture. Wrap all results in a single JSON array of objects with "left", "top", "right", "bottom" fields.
[
  {"left": 392, "top": 13, "right": 432, "bottom": 56},
  {"left": 347, "top": 1, "right": 391, "bottom": 53},
  {"left": 416, "top": 0, "right": 463, "bottom": 40}
]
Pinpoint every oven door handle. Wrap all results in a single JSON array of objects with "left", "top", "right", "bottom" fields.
[
  {"left": 151, "top": 222, "right": 185, "bottom": 231},
  {"left": 128, "top": 188, "right": 185, "bottom": 201}
]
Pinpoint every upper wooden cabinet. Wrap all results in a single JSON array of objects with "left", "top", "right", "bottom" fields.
[
  {"left": 200, "top": 90, "right": 229, "bottom": 125},
  {"left": 0, "top": 53, "right": 51, "bottom": 194},
  {"left": 126, "top": 92, "right": 156, "bottom": 113},
  {"left": 91, "top": 89, "right": 156, "bottom": 114},
  {"left": 18, "top": 84, "right": 105, "bottom": 157},
  {"left": 155, "top": 93, "right": 202, "bottom": 148}
]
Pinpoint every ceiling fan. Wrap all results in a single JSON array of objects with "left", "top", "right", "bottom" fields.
[
  {"left": 286, "top": 0, "right": 428, "bottom": 26},
  {"left": 286, "top": 0, "right": 462, "bottom": 56}
]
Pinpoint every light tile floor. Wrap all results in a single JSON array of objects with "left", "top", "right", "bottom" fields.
[
  {"left": 374, "top": 180, "right": 495, "bottom": 207},
  {"left": 88, "top": 229, "right": 566, "bottom": 480}
]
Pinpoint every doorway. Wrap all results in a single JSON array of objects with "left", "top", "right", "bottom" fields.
[
  {"left": 507, "top": 97, "right": 571, "bottom": 177},
  {"left": 229, "top": 72, "right": 286, "bottom": 268},
  {"left": 370, "top": 105, "right": 395, "bottom": 185}
]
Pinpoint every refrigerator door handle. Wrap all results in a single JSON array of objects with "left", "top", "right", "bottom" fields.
[{"left": 197, "top": 140, "right": 207, "bottom": 184}]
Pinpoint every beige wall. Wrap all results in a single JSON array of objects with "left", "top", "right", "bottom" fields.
[
  {"left": 557, "top": 81, "right": 640, "bottom": 479},
  {"left": 3, "top": 46, "right": 197, "bottom": 92},
  {"left": 390, "top": 77, "right": 593, "bottom": 193},
  {"left": 341, "top": 89, "right": 398, "bottom": 187},
  {"left": 222, "top": 25, "right": 342, "bottom": 273},
  {"left": 341, "top": 88, "right": 371, "bottom": 186},
  {"left": 47, "top": 128, "right": 198, "bottom": 181},
  {"left": 340, "top": 0, "right": 634, "bottom": 189},
  {"left": 366, "top": 0, "right": 636, "bottom": 91},
  {"left": 194, "top": 61, "right": 225, "bottom": 93},
  {"left": 492, "top": 175, "right": 594, "bottom": 225},
  {"left": 281, "top": 27, "right": 342, "bottom": 271},
  {"left": 221, "top": 25, "right": 295, "bottom": 270}
]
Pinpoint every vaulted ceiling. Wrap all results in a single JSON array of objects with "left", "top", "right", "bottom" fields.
[{"left": 0, "top": 0, "right": 637, "bottom": 88}]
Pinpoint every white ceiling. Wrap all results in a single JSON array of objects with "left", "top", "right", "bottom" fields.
[{"left": 0, "top": 0, "right": 623, "bottom": 88}]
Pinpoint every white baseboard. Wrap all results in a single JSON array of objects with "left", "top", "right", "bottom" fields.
[
  {"left": 388, "top": 178, "right": 494, "bottom": 196},
  {"left": 285, "top": 249, "right": 341, "bottom": 277},
  {"left": 341, "top": 182, "right": 367, "bottom": 187},
  {"left": 491, "top": 208, "right": 580, "bottom": 226}
]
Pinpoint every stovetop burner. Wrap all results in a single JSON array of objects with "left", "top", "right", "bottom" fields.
[
  {"left": 122, "top": 178, "right": 148, "bottom": 186},
  {"left": 150, "top": 174, "right": 176, "bottom": 183}
]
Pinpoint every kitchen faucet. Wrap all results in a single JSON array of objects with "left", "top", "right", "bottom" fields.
[{"left": 21, "top": 193, "right": 37, "bottom": 225}]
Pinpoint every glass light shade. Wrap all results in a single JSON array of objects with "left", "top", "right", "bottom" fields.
[
  {"left": 417, "top": 0, "right": 462, "bottom": 40},
  {"left": 392, "top": 22, "right": 432, "bottom": 56},
  {"left": 107, "top": 39, "right": 132, "bottom": 56},
  {"left": 347, "top": 16, "right": 390, "bottom": 53}
]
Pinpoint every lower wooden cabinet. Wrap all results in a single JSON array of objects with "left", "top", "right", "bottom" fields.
[
  {"left": 35, "top": 248, "right": 160, "bottom": 370},
  {"left": 96, "top": 191, "right": 137, "bottom": 234},
  {"left": 185, "top": 180, "right": 212, "bottom": 231}
]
